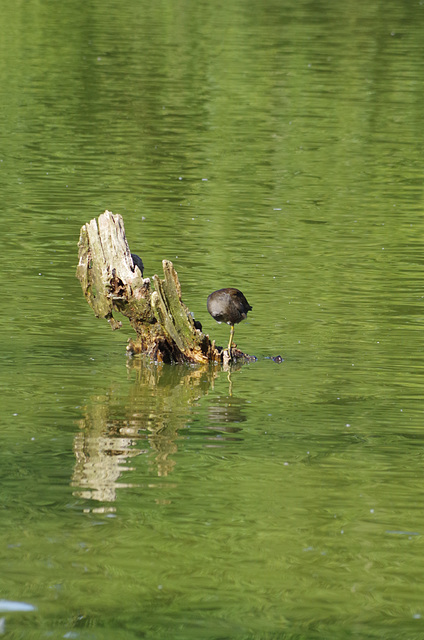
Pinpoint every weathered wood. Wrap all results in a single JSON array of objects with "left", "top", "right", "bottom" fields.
[{"left": 76, "top": 211, "right": 252, "bottom": 364}]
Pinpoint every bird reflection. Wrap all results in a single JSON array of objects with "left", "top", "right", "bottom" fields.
[{"left": 207, "top": 395, "right": 247, "bottom": 425}]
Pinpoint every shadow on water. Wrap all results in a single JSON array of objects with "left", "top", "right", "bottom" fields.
[{"left": 71, "top": 360, "right": 249, "bottom": 508}]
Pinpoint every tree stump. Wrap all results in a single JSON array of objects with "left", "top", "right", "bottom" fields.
[{"left": 76, "top": 211, "right": 252, "bottom": 364}]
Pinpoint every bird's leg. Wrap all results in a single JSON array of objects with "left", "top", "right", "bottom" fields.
[{"left": 227, "top": 325, "right": 235, "bottom": 360}]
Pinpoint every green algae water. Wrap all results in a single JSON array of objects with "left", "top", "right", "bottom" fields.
[{"left": 2, "top": 0, "right": 424, "bottom": 637}]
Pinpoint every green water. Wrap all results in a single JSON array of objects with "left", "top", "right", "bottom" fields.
[{"left": 2, "top": 0, "right": 424, "bottom": 637}]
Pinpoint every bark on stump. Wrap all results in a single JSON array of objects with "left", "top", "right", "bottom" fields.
[{"left": 76, "top": 211, "right": 250, "bottom": 364}]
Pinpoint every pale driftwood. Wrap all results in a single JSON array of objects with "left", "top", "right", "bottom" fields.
[{"left": 76, "top": 211, "right": 251, "bottom": 364}]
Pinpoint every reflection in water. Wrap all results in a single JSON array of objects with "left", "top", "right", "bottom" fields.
[
  {"left": 72, "top": 361, "right": 252, "bottom": 507},
  {"left": 190, "top": 365, "right": 248, "bottom": 446},
  {"left": 72, "top": 400, "right": 144, "bottom": 510},
  {"left": 72, "top": 361, "right": 226, "bottom": 505},
  {"left": 207, "top": 395, "right": 247, "bottom": 425}
]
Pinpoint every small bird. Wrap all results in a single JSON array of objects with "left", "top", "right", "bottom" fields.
[
  {"left": 207, "top": 288, "right": 252, "bottom": 358},
  {"left": 131, "top": 253, "right": 144, "bottom": 277}
]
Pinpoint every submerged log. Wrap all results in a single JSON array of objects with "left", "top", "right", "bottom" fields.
[{"left": 76, "top": 211, "right": 251, "bottom": 364}]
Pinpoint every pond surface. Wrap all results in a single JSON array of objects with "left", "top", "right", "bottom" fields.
[{"left": 2, "top": 0, "right": 424, "bottom": 638}]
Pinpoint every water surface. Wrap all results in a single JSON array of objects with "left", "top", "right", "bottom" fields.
[{"left": 1, "top": 0, "right": 424, "bottom": 638}]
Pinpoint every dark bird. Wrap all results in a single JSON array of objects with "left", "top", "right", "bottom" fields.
[
  {"left": 131, "top": 253, "right": 144, "bottom": 277},
  {"left": 207, "top": 288, "right": 252, "bottom": 357}
]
